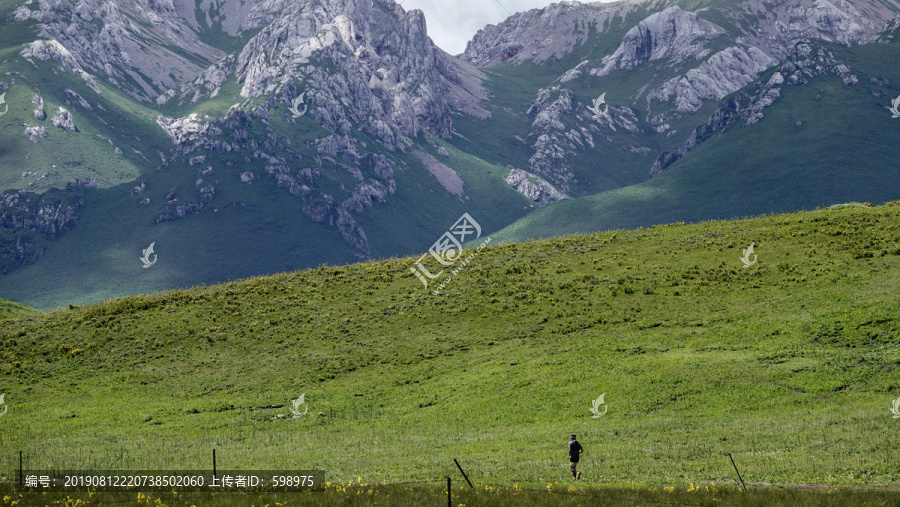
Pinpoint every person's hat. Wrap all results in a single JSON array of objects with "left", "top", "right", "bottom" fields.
[{"left": 570, "top": 434, "right": 577, "bottom": 439}]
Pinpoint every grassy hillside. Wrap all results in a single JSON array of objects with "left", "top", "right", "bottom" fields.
[
  {"left": 1, "top": 201, "right": 899, "bottom": 502},
  {"left": 0, "top": 54, "right": 173, "bottom": 194},
  {"left": 488, "top": 38, "right": 900, "bottom": 244},
  {"left": 0, "top": 297, "right": 37, "bottom": 320},
  {"left": 0, "top": 131, "right": 532, "bottom": 310}
]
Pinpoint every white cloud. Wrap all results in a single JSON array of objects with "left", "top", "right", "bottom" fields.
[{"left": 397, "top": 0, "right": 615, "bottom": 55}]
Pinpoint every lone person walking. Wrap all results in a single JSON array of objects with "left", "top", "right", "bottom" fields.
[{"left": 568, "top": 434, "right": 583, "bottom": 479}]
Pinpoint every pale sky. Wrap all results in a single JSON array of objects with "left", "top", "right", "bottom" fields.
[{"left": 397, "top": 0, "right": 616, "bottom": 55}]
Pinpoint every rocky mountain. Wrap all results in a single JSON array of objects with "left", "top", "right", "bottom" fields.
[
  {"left": 2, "top": 0, "right": 900, "bottom": 308},
  {"left": 146, "top": 0, "right": 490, "bottom": 260},
  {"left": 7, "top": 0, "right": 492, "bottom": 265},
  {"left": 463, "top": 0, "right": 900, "bottom": 187}
]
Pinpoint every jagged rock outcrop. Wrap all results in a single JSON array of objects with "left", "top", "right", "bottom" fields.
[
  {"left": 646, "top": 47, "right": 777, "bottom": 113},
  {"left": 649, "top": 43, "right": 866, "bottom": 177},
  {"left": 0, "top": 230, "right": 45, "bottom": 273},
  {"left": 51, "top": 107, "right": 76, "bottom": 131},
  {"left": 505, "top": 167, "right": 567, "bottom": 204},
  {"left": 466, "top": 0, "right": 899, "bottom": 71},
  {"left": 19, "top": 40, "right": 100, "bottom": 93},
  {"left": 63, "top": 88, "right": 92, "bottom": 109},
  {"left": 72, "top": 179, "right": 98, "bottom": 188},
  {"left": 156, "top": 114, "right": 214, "bottom": 144},
  {"left": 526, "top": 87, "right": 576, "bottom": 187},
  {"left": 24, "top": 126, "right": 48, "bottom": 141},
  {"left": 648, "top": 106, "right": 737, "bottom": 178},
  {"left": 301, "top": 202, "right": 371, "bottom": 261},
  {"left": 155, "top": 202, "right": 203, "bottom": 223},
  {"left": 80, "top": 0, "right": 489, "bottom": 259},
  {"left": 591, "top": 6, "right": 725, "bottom": 77},
  {"left": 525, "top": 86, "right": 641, "bottom": 191},
  {"left": 462, "top": 0, "right": 648, "bottom": 67},
  {"left": 0, "top": 187, "right": 85, "bottom": 237},
  {"left": 15, "top": 0, "right": 222, "bottom": 99},
  {"left": 164, "top": 1, "right": 488, "bottom": 143},
  {"left": 32, "top": 94, "right": 46, "bottom": 120}
]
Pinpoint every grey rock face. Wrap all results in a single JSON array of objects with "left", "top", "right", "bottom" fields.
[
  {"left": 51, "top": 108, "right": 76, "bottom": 131},
  {"left": 526, "top": 87, "right": 576, "bottom": 188},
  {"left": 167, "top": 1, "right": 487, "bottom": 144},
  {"left": 591, "top": 6, "right": 725, "bottom": 77},
  {"left": 8, "top": 1, "right": 486, "bottom": 266},
  {"left": 646, "top": 47, "right": 777, "bottom": 113},
  {"left": 24, "top": 125, "right": 48, "bottom": 140},
  {"left": 109, "top": 0, "right": 488, "bottom": 260},
  {"left": 32, "top": 95, "right": 46, "bottom": 120},
  {"left": 462, "top": 0, "right": 641, "bottom": 67},
  {"left": 16, "top": 0, "right": 223, "bottom": 99},
  {"left": 156, "top": 114, "right": 213, "bottom": 144},
  {"left": 466, "top": 0, "right": 898, "bottom": 71},
  {"left": 64, "top": 88, "right": 92, "bottom": 110},
  {"left": 19, "top": 40, "right": 100, "bottom": 93},
  {"left": 504, "top": 167, "right": 567, "bottom": 204},
  {"left": 72, "top": 179, "right": 98, "bottom": 188},
  {"left": 156, "top": 202, "right": 203, "bottom": 223}
]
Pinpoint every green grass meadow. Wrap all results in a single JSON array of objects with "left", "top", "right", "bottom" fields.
[
  {"left": 0, "top": 201, "right": 899, "bottom": 504},
  {"left": 2, "top": 481, "right": 900, "bottom": 506}
]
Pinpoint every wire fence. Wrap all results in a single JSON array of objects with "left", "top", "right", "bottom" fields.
[
  {"left": 3, "top": 449, "right": 897, "bottom": 506},
  {"left": 0, "top": 474, "right": 717, "bottom": 507},
  {"left": 3, "top": 448, "right": 898, "bottom": 485}
]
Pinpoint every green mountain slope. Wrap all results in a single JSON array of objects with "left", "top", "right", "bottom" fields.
[
  {"left": 0, "top": 33, "right": 532, "bottom": 309},
  {"left": 0, "top": 297, "right": 37, "bottom": 320},
  {"left": 0, "top": 130, "right": 532, "bottom": 309},
  {"left": 0, "top": 53, "right": 174, "bottom": 194},
  {"left": 1, "top": 202, "right": 898, "bottom": 487},
  {"left": 488, "top": 39, "right": 900, "bottom": 244}
]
